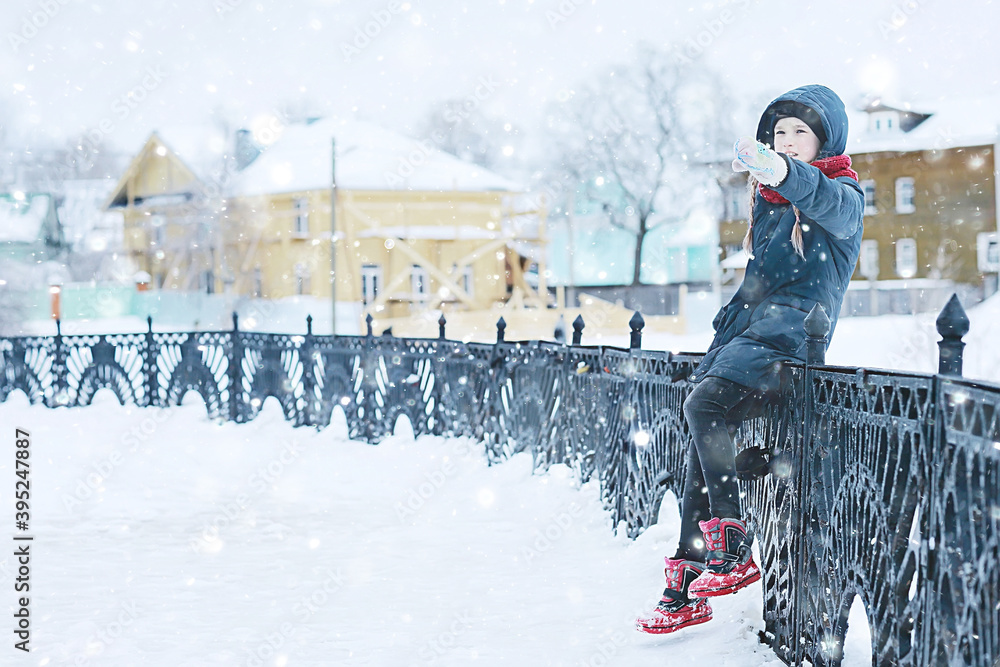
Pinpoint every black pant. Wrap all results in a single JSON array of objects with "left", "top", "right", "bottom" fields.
[{"left": 674, "top": 376, "right": 770, "bottom": 562}]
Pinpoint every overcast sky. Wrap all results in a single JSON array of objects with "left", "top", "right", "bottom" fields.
[{"left": 1, "top": 0, "right": 998, "bottom": 153}]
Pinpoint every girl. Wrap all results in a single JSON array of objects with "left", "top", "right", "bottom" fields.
[{"left": 636, "top": 84, "right": 864, "bottom": 634}]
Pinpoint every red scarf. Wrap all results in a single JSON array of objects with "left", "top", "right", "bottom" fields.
[{"left": 758, "top": 154, "right": 858, "bottom": 204}]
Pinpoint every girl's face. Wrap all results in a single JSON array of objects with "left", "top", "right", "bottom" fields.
[{"left": 773, "top": 116, "right": 821, "bottom": 163}]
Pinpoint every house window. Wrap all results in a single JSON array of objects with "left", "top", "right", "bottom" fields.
[
  {"left": 860, "top": 180, "right": 877, "bottom": 216},
  {"left": 151, "top": 215, "right": 166, "bottom": 246},
  {"left": 859, "top": 239, "right": 880, "bottom": 279},
  {"left": 895, "top": 238, "right": 918, "bottom": 278},
  {"left": 201, "top": 269, "right": 215, "bottom": 294},
  {"left": 726, "top": 185, "right": 745, "bottom": 221},
  {"left": 461, "top": 265, "right": 475, "bottom": 298},
  {"left": 292, "top": 197, "right": 309, "bottom": 236},
  {"left": 253, "top": 267, "right": 263, "bottom": 297},
  {"left": 361, "top": 264, "right": 382, "bottom": 305},
  {"left": 895, "top": 177, "right": 916, "bottom": 214},
  {"left": 978, "top": 232, "right": 1000, "bottom": 272},
  {"left": 411, "top": 264, "right": 428, "bottom": 299},
  {"left": 294, "top": 263, "right": 310, "bottom": 295},
  {"left": 870, "top": 111, "right": 900, "bottom": 134},
  {"left": 451, "top": 264, "right": 475, "bottom": 299}
]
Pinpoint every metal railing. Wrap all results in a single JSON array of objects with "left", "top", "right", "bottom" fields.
[{"left": 1, "top": 299, "right": 997, "bottom": 666}]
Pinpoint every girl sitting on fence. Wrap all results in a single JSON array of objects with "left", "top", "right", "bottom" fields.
[{"left": 636, "top": 84, "right": 864, "bottom": 634}]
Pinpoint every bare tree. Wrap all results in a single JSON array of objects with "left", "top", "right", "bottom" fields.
[
  {"left": 546, "top": 43, "right": 734, "bottom": 285},
  {"left": 416, "top": 98, "right": 523, "bottom": 176}
]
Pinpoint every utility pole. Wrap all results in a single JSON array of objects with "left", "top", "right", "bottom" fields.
[{"left": 330, "top": 137, "right": 337, "bottom": 336}]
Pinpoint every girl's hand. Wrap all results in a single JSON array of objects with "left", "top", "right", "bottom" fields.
[{"left": 733, "top": 136, "right": 788, "bottom": 186}]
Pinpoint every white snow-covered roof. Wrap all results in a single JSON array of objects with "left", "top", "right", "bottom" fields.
[
  {"left": 105, "top": 126, "right": 229, "bottom": 211},
  {"left": 720, "top": 249, "right": 750, "bottom": 270},
  {"left": 0, "top": 194, "right": 52, "bottom": 243},
  {"left": 231, "top": 118, "right": 521, "bottom": 196},
  {"left": 114, "top": 124, "right": 228, "bottom": 183},
  {"left": 58, "top": 179, "right": 122, "bottom": 251},
  {"left": 847, "top": 94, "right": 1000, "bottom": 154},
  {"left": 147, "top": 125, "right": 230, "bottom": 178}
]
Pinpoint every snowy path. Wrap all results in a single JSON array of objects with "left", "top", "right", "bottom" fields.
[{"left": 1, "top": 393, "right": 857, "bottom": 666}]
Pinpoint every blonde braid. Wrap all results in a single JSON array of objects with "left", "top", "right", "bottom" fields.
[
  {"left": 791, "top": 207, "right": 805, "bottom": 259},
  {"left": 742, "top": 176, "right": 757, "bottom": 257},
  {"left": 744, "top": 176, "right": 808, "bottom": 260}
]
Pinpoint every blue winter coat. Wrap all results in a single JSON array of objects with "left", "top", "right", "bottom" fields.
[{"left": 690, "top": 85, "right": 864, "bottom": 390}]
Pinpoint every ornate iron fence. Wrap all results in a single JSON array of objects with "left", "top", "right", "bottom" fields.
[{"left": 1, "top": 300, "right": 997, "bottom": 666}]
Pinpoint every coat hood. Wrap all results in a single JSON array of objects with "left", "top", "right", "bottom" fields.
[{"left": 755, "top": 85, "right": 850, "bottom": 159}]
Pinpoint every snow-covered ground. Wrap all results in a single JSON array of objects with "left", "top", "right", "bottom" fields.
[{"left": 1, "top": 392, "right": 873, "bottom": 666}]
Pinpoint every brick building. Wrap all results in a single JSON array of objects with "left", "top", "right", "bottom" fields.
[{"left": 719, "top": 94, "right": 1000, "bottom": 315}]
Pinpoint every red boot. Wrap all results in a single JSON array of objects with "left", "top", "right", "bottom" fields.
[
  {"left": 687, "top": 517, "right": 761, "bottom": 598},
  {"left": 635, "top": 558, "right": 713, "bottom": 634}
]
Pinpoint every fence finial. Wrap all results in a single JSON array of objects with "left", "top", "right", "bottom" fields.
[
  {"left": 804, "top": 303, "right": 831, "bottom": 365},
  {"left": 232, "top": 312, "right": 239, "bottom": 331},
  {"left": 629, "top": 311, "right": 644, "bottom": 349},
  {"left": 572, "top": 315, "right": 585, "bottom": 346},
  {"left": 147, "top": 315, "right": 153, "bottom": 333},
  {"left": 306, "top": 314, "right": 313, "bottom": 336},
  {"left": 438, "top": 313, "right": 447, "bottom": 340},
  {"left": 496, "top": 317, "right": 506, "bottom": 344},
  {"left": 936, "top": 293, "right": 969, "bottom": 376}
]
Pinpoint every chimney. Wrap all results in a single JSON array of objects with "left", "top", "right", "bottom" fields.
[{"left": 234, "top": 129, "right": 262, "bottom": 171}]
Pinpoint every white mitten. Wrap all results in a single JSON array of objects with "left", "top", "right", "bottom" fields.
[{"left": 732, "top": 136, "right": 788, "bottom": 186}]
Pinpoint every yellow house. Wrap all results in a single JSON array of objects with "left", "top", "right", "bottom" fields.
[
  {"left": 106, "top": 119, "right": 677, "bottom": 340},
  {"left": 225, "top": 118, "right": 550, "bottom": 335},
  {"left": 105, "top": 127, "right": 230, "bottom": 291}
]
